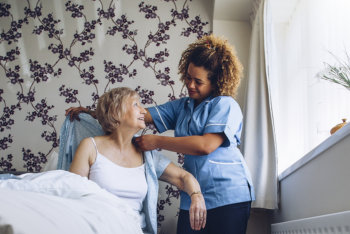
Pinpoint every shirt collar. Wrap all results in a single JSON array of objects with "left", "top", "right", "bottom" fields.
[{"left": 186, "top": 96, "right": 213, "bottom": 111}]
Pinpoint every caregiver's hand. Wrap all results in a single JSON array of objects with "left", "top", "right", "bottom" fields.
[
  {"left": 133, "top": 135, "right": 159, "bottom": 151},
  {"left": 190, "top": 192, "right": 207, "bottom": 230},
  {"left": 65, "top": 106, "right": 94, "bottom": 121}
]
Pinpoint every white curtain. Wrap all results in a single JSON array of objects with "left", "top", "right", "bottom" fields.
[
  {"left": 267, "top": 0, "right": 350, "bottom": 175},
  {"left": 241, "top": 0, "right": 278, "bottom": 209}
]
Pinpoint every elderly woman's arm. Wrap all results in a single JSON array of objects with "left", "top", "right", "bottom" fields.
[
  {"left": 69, "top": 138, "right": 94, "bottom": 177},
  {"left": 159, "top": 162, "right": 206, "bottom": 231}
]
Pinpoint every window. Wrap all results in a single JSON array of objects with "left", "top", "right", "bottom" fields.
[{"left": 267, "top": 0, "right": 350, "bottom": 175}]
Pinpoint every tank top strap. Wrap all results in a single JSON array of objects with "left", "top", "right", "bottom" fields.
[{"left": 90, "top": 137, "right": 99, "bottom": 155}]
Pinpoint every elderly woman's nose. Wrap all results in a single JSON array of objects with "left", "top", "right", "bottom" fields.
[{"left": 141, "top": 106, "right": 146, "bottom": 113}]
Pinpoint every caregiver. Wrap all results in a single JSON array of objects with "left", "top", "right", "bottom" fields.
[{"left": 66, "top": 34, "right": 255, "bottom": 234}]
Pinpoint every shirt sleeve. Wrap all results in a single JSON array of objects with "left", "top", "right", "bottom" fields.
[
  {"left": 152, "top": 150, "right": 172, "bottom": 178},
  {"left": 203, "top": 97, "right": 243, "bottom": 147},
  {"left": 147, "top": 98, "right": 184, "bottom": 133}
]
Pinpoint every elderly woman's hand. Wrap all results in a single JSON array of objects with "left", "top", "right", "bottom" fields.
[
  {"left": 159, "top": 162, "right": 206, "bottom": 230},
  {"left": 189, "top": 192, "right": 207, "bottom": 230}
]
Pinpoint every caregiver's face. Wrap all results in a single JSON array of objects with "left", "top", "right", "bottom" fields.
[{"left": 184, "top": 63, "right": 214, "bottom": 104}]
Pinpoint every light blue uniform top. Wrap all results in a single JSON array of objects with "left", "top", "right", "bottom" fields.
[{"left": 148, "top": 96, "right": 255, "bottom": 210}]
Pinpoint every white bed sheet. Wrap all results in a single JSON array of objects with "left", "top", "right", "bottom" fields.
[{"left": 0, "top": 170, "right": 143, "bottom": 234}]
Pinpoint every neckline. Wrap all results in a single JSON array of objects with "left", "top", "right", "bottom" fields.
[
  {"left": 95, "top": 151, "right": 145, "bottom": 169},
  {"left": 91, "top": 137, "right": 145, "bottom": 169},
  {"left": 188, "top": 96, "right": 212, "bottom": 111}
]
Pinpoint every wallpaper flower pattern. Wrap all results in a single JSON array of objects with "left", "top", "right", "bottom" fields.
[{"left": 0, "top": 0, "right": 211, "bottom": 231}]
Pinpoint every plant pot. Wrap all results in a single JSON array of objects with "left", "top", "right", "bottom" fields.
[{"left": 330, "top": 118, "right": 348, "bottom": 134}]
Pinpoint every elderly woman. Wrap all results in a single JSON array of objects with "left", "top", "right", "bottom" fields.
[{"left": 69, "top": 87, "right": 206, "bottom": 234}]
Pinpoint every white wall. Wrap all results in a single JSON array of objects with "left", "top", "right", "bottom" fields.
[
  {"left": 272, "top": 124, "right": 350, "bottom": 223},
  {"left": 213, "top": 19, "right": 251, "bottom": 108},
  {"left": 213, "top": 19, "right": 274, "bottom": 234}
]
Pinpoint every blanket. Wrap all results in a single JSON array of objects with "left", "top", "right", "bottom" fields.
[{"left": 0, "top": 170, "right": 143, "bottom": 234}]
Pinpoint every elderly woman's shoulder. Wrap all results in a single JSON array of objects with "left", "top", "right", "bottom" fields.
[{"left": 80, "top": 137, "right": 94, "bottom": 145}]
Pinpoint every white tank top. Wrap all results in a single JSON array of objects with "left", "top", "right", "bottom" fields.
[{"left": 88, "top": 138, "right": 148, "bottom": 227}]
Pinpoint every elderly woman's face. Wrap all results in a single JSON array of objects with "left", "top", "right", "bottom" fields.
[{"left": 120, "top": 96, "right": 146, "bottom": 130}]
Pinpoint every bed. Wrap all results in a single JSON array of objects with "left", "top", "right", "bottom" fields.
[
  {"left": 0, "top": 114, "right": 147, "bottom": 234},
  {"left": 0, "top": 170, "right": 143, "bottom": 234}
]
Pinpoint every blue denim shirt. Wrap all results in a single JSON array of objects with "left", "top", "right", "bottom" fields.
[
  {"left": 148, "top": 96, "right": 255, "bottom": 210},
  {"left": 58, "top": 114, "right": 171, "bottom": 234}
]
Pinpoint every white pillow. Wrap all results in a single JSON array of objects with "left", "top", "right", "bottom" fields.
[
  {"left": 0, "top": 170, "right": 101, "bottom": 199},
  {"left": 43, "top": 151, "right": 58, "bottom": 171}
]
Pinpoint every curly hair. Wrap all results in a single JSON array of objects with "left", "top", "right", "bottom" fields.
[
  {"left": 96, "top": 87, "right": 139, "bottom": 134},
  {"left": 178, "top": 34, "right": 243, "bottom": 98}
]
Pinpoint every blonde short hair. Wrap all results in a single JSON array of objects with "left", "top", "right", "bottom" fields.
[
  {"left": 96, "top": 87, "right": 139, "bottom": 134},
  {"left": 178, "top": 34, "right": 243, "bottom": 98}
]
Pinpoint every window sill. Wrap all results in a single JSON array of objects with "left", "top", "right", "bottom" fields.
[{"left": 278, "top": 122, "right": 350, "bottom": 181}]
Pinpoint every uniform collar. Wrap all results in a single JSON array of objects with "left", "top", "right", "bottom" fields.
[{"left": 186, "top": 96, "right": 213, "bottom": 111}]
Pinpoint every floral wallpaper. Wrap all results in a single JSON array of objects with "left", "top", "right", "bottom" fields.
[{"left": 0, "top": 0, "right": 211, "bottom": 232}]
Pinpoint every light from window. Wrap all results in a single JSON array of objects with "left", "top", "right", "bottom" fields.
[{"left": 267, "top": 0, "right": 350, "bottom": 175}]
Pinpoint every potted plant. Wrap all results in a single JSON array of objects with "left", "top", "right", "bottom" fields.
[
  {"left": 318, "top": 51, "right": 350, "bottom": 134},
  {"left": 319, "top": 52, "right": 350, "bottom": 91}
]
